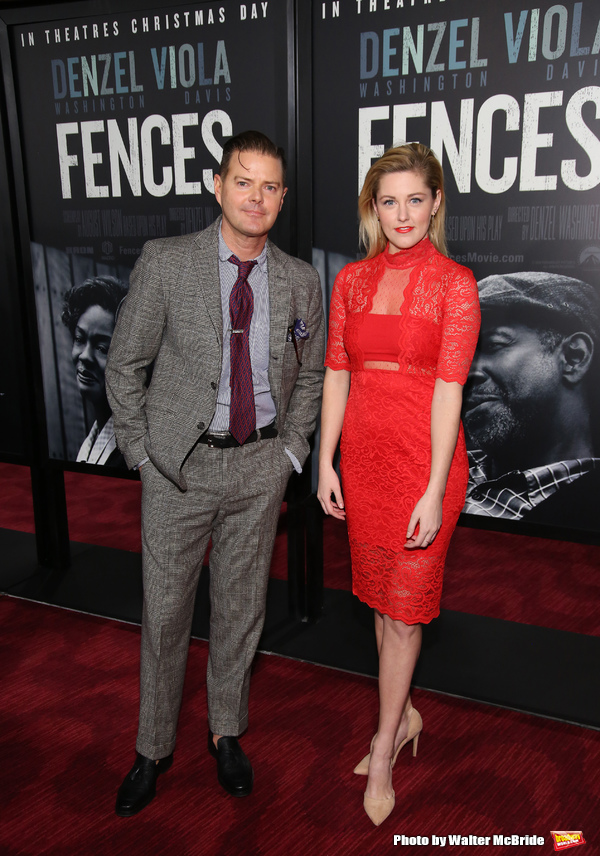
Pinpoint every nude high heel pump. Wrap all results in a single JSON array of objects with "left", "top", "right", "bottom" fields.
[
  {"left": 354, "top": 708, "right": 422, "bottom": 775},
  {"left": 364, "top": 790, "right": 395, "bottom": 826},
  {"left": 363, "top": 751, "right": 395, "bottom": 827}
]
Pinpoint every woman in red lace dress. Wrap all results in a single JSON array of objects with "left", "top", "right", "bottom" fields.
[{"left": 317, "top": 143, "right": 480, "bottom": 826}]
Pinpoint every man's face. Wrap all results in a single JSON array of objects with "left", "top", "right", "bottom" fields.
[
  {"left": 463, "top": 320, "right": 563, "bottom": 458},
  {"left": 214, "top": 151, "right": 287, "bottom": 245}
]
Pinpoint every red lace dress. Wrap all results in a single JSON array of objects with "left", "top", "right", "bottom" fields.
[{"left": 325, "top": 238, "right": 480, "bottom": 623}]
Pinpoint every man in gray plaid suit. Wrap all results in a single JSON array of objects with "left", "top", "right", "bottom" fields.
[{"left": 106, "top": 131, "right": 325, "bottom": 815}]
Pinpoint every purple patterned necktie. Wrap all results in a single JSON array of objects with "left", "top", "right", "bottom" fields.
[{"left": 228, "top": 254, "right": 257, "bottom": 444}]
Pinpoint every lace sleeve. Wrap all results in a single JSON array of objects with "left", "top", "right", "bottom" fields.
[
  {"left": 325, "top": 268, "right": 351, "bottom": 371},
  {"left": 436, "top": 265, "right": 481, "bottom": 384}
]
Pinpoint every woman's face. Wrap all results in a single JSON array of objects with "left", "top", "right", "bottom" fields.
[
  {"left": 373, "top": 170, "right": 440, "bottom": 254},
  {"left": 71, "top": 305, "right": 115, "bottom": 404}
]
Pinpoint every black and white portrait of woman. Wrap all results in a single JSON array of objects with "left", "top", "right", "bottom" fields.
[{"left": 61, "top": 276, "right": 128, "bottom": 466}]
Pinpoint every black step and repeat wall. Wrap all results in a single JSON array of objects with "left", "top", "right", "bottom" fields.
[
  {"left": 312, "top": 0, "right": 600, "bottom": 535},
  {"left": 0, "top": 195, "right": 28, "bottom": 458},
  {"left": 0, "top": 79, "right": 28, "bottom": 459},
  {"left": 1, "top": 0, "right": 599, "bottom": 533}
]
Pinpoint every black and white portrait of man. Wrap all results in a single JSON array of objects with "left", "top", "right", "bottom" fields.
[{"left": 462, "top": 272, "right": 600, "bottom": 530}]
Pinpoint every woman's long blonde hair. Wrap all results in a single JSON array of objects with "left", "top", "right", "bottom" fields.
[{"left": 358, "top": 142, "right": 447, "bottom": 259}]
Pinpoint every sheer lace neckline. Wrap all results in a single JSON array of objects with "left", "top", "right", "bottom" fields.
[{"left": 383, "top": 237, "right": 436, "bottom": 270}]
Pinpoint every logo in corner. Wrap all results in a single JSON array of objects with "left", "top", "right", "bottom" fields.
[
  {"left": 551, "top": 831, "right": 585, "bottom": 851},
  {"left": 579, "top": 246, "right": 600, "bottom": 270}
]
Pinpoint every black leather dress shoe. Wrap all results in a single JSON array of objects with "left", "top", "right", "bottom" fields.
[
  {"left": 208, "top": 731, "right": 254, "bottom": 797},
  {"left": 115, "top": 752, "right": 173, "bottom": 817}
]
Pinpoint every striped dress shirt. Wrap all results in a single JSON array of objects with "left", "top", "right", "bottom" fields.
[{"left": 209, "top": 230, "right": 276, "bottom": 433}]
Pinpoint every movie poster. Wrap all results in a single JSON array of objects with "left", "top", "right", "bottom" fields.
[
  {"left": 8, "top": 0, "right": 288, "bottom": 466},
  {"left": 313, "top": 0, "right": 600, "bottom": 533}
]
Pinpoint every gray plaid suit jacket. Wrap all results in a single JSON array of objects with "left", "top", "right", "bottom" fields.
[{"left": 105, "top": 217, "right": 325, "bottom": 489}]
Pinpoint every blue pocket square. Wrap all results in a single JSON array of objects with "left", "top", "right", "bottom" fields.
[{"left": 287, "top": 318, "right": 309, "bottom": 341}]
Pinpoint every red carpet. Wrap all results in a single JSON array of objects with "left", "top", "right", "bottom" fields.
[
  {"left": 2, "top": 462, "right": 600, "bottom": 636},
  {"left": 1, "top": 596, "right": 598, "bottom": 856}
]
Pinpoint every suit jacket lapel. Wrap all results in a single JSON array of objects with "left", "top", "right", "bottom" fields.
[
  {"left": 192, "top": 220, "right": 223, "bottom": 346},
  {"left": 268, "top": 242, "right": 291, "bottom": 412}
]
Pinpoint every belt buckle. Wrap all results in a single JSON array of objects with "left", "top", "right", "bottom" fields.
[{"left": 206, "top": 431, "right": 228, "bottom": 449}]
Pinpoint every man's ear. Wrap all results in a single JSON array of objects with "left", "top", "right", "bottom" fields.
[
  {"left": 279, "top": 186, "right": 288, "bottom": 212},
  {"left": 560, "top": 332, "right": 594, "bottom": 385},
  {"left": 214, "top": 174, "right": 222, "bottom": 206}
]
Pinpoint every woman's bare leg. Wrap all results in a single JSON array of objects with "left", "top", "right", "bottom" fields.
[{"left": 365, "top": 614, "right": 422, "bottom": 800}]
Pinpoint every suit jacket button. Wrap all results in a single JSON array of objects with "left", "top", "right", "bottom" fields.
[
  {"left": 211, "top": 381, "right": 217, "bottom": 390},
  {"left": 197, "top": 422, "right": 205, "bottom": 430}
]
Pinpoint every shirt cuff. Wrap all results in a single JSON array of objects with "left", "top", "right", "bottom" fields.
[
  {"left": 133, "top": 456, "right": 150, "bottom": 471},
  {"left": 284, "top": 448, "right": 302, "bottom": 473}
]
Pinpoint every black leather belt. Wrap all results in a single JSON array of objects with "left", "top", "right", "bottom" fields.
[{"left": 198, "top": 424, "right": 278, "bottom": 449}]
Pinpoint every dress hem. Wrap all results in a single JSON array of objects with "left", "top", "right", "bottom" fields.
[{"left": 352, "top": 588, "right": 440, "bottom": 625}]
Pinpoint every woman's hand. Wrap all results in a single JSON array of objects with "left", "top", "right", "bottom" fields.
[
  {"left": 405, "top": 491, "right": 442, "bottom": 549},
  {"left": 318, "top": 367, "right": 350, "bottom": 521},
  {"left": 317, "top": 464, "right": 346, "bottom": 520}
]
